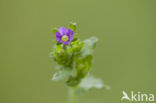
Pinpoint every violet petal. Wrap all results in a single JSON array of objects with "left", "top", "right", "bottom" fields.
[
  {"left": 55, "top": 32, "right": 62, "bottom": 43},
  {"left": 58, "top": 27, "right": 67, "bottom": 35}
]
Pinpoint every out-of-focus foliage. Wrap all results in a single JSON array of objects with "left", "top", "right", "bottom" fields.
[{"left": 79, "top": 76, "right": 104, "bottom": 91}]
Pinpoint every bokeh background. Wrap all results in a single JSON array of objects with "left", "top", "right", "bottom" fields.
[{"left": 0, "top": 0, "right": 156, "bottom": 103}]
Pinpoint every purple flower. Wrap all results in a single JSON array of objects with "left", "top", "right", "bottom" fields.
[{"left": 55, "top": 27, "right": 74, "bottom": 45}]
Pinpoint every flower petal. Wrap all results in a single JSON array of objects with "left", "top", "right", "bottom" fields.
[
  {"left": 58, "top": 27, "right": 67, "bottom": 35},
  {"left": 55, "top": 32, "right": 62, "bottom": 43},
  {"left": 67, "top": 29, "right": 74, "bottom": 41},
  {"left": 62, "top": 40, "right": 70, "bottom": 45}
]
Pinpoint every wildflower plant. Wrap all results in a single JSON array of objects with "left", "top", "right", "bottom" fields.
[{"left": 50, "top": 22, "right": 109, "bottom": 103}]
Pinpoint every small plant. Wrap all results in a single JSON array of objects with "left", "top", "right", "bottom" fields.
[{"left": 50, "top": 22, "right": 109, "bottom": 103}]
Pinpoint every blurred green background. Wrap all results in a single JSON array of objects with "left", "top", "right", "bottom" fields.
[{"left": 0, "top": 0, "right": 156, "bottom": 103}]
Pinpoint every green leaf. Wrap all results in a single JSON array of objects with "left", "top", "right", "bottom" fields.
[
  {"left": 66, "top": 76, "right": 80, "bottom": 87},
  {"left": 79, "top": 75, "right": 104, "bottom": 91},
  {"left": 66, "top": 55, "right": 93, "bottom": 87},
  {"left": 52, "top": 28, "right": 58, "bottom": 34},
  {"left": 52, "top": 68, "right": 70, "bottom": 81},
  {"left": 76, "top": 55, "right": 93, "bottom": 79},
  {"left": 71, "top": 33, "right": 79, "bottom": 42},
  {"left": 84, "top": 36, "right": 98, "bottom": 49},
  {"left": 69, "top": 22, "right": 77, "bottom": 31},
  {"left": 52, "top": 71, "right": 65, "bottom": 81},
  {"left": 81, "top": 37, "right": 98, "bottom": 56}
]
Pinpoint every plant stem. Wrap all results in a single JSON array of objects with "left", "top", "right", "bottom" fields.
[{"left": 68, "top": 87, "right": 78, "bottom": 103}]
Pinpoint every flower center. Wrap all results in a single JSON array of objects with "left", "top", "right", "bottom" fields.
[{"left": 61, "top": 35, "right": 69, "bottom": 42}]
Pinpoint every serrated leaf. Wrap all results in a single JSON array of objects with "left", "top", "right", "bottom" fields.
[{"left": 79, "top": 76, "right": 104, "bottom": 91}]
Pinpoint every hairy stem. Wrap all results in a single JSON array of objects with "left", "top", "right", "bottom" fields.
[{"left": 68, "top": 87, "right": 78, "bottom": 103}]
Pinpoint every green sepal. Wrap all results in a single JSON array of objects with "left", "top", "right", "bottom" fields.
[
  {"left": 66, "top": 76, "right": 80, "bottom": 87},
  {"left": 69, "top": 22, "right": 77, "bottom": 31},
  {"left": 52, "top": 28, "right": 58, "bottom": 34},
  {"left": 75, "top": 55, "right": 93, "bottom": 79}
]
